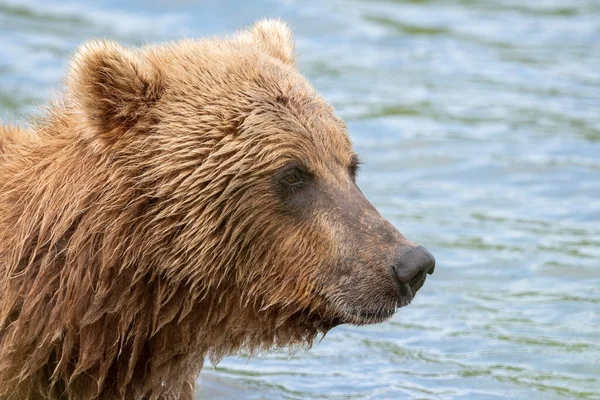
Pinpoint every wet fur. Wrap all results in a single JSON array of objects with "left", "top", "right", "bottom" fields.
[{"left": 0, "top": 20, "right": 354, "bottom": 399}]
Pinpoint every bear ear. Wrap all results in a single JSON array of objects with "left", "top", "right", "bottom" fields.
[
  {"left": 67, "top": 40, "right": 164, "bottom": 141},
  {"left": 238, "top": 19, "right": 295, "bottom": 65}
]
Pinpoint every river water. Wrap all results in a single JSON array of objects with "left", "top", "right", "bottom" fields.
[{"left": 1, "top": 0, "right": 599, "bottom": 398}]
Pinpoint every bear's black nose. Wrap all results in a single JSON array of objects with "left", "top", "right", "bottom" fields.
[{"left": 393, "top": 245, "right": 436, "bottom": 285}]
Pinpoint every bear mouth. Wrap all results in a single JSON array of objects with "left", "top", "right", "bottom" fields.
[
  {"left": 312, "top": 277, "right": 420, "bottom": 327},
  {"left": 320, "top": 294, "right": 415, "bottom": 326},
  {"left": 342, "top": 292, "right": 417, "bottom": 325}
]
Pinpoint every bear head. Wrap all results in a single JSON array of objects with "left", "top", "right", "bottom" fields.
[{"left": 66, "top": 19, "right": 435, "bottom": 351}]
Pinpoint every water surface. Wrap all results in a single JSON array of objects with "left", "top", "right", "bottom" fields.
[{"left": 1, "top": 0, "right": 598, "bottom": 398}]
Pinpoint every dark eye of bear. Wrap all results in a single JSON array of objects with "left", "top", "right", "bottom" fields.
[
  {"left": 281, "top": 166, "right": 307, "bottom": 189},
  {"left": 283, "top": 172, "right": 301, "bottom": 185},
  {"left": 277, "top": 164, "right": 311, "bottom": 199},
  {"left": 349, "top": 154, "right": 361, "bottom": 181}
]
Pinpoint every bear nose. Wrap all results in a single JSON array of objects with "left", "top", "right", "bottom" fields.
[{"left": 392, "top": 245, "right": 436, "bottom": 284}]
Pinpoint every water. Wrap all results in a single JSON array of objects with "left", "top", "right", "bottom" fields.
[{"left": 1, "top": 0, "right": 599, "bottom": 398}]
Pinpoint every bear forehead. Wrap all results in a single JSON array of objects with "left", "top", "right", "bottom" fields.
[{"left": 150, "top": 39, "right": 354, "bottom": 164}]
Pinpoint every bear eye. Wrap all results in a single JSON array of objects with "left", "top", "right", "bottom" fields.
[
  {"left": 349, "top": 154, "right": 361, "bottom": 181},
  {"left": 283, "top": 172, "right": 301, "bottom": 185},
  {"left": 279, "top": 164, "right": 309, "bottom": 194}
]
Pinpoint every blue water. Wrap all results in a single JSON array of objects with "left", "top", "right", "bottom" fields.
[{"left": 1, "top": 0, "right": 599, "bottom": 398}]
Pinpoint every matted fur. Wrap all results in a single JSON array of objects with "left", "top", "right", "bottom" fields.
[{"left": 0, "top": 20, "right": 352, "bottom": 399}]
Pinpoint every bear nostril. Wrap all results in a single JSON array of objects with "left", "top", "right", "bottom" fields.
[{"left": 392, "top": 245, "right": 436, "bottom": 285}]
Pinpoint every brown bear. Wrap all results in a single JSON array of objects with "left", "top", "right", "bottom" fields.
[{"left": 0, "top": 19, "right": 435, "bottom": 399}]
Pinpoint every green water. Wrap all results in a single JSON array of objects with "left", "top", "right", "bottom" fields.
[{"left": 1, "top": 0, "right": 599, "bottom": 398}]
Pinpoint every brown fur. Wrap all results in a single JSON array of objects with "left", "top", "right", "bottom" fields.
[{"left": 0, "top": 19, "right": 427, "bottom": 399}]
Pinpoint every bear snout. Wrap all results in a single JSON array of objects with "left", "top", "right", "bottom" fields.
[{"left": 391, "top": 245, "right": 436, "bottom": 298}]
